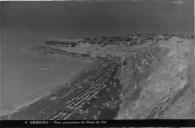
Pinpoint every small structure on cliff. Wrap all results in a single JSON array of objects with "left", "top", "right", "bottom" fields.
[{"left": 121, "top": 56, "right": 127, "bottom": 65}]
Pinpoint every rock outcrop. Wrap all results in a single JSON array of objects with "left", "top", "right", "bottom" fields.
[{"left": 117, "top": 37, "right": 195, "bottom": 119}]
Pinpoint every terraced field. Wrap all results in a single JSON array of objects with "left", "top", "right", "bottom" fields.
[
  {"left": 1, "top": 59, "right": 121, "bottom": 120},
  {"left": 49, "top": 60, "right": 121, "bottom": 120}
]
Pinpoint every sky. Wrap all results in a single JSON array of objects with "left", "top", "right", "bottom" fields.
[{"left": 1, "top": 0, "right": 194, "bottom": 36}]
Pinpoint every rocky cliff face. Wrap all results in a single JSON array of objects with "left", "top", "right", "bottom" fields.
[{"left": 117, "top": 37, "right": 195, "bottom": 119}]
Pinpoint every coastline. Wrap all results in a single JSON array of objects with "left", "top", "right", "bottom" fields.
[
  {"left": 1, "top": 35, "right": 194, "bottom": 120},
  {"left": 1, "top": 68, "right": 83, "bottom": 117}
]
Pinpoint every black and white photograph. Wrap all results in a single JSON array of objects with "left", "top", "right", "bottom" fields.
[{"left": 0, "top": 0, "right": 194, "bottom": 127}]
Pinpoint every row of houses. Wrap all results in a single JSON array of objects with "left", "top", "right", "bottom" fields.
[
  {"left": 45, "top": 39, "right": 84, "bottom": 47},
  {"left": 46, "top": 40, "right": 77, "bottom": 47},
  {"left": 45, "top": 33, "right": 194, "bottom": 48}
]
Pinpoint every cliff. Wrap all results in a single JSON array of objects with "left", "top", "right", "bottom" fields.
[{"left": 117, "top": 37, "right": 195, "bottom": 119}]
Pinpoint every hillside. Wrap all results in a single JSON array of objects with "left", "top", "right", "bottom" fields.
[
  {"left": 1, "top": 35, "right": 194, "bottom": 120},
  {"left": 117, "top": 37, "right": 195, "bottom": 119}
]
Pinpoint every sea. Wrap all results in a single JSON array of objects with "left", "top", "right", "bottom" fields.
[{"left": 0, "top": 30, "right": 91, "bottom": 116}]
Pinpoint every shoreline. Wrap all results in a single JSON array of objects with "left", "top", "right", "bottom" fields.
[{"left": 0, "top": 69, "right": 83, "bottom": 118}]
